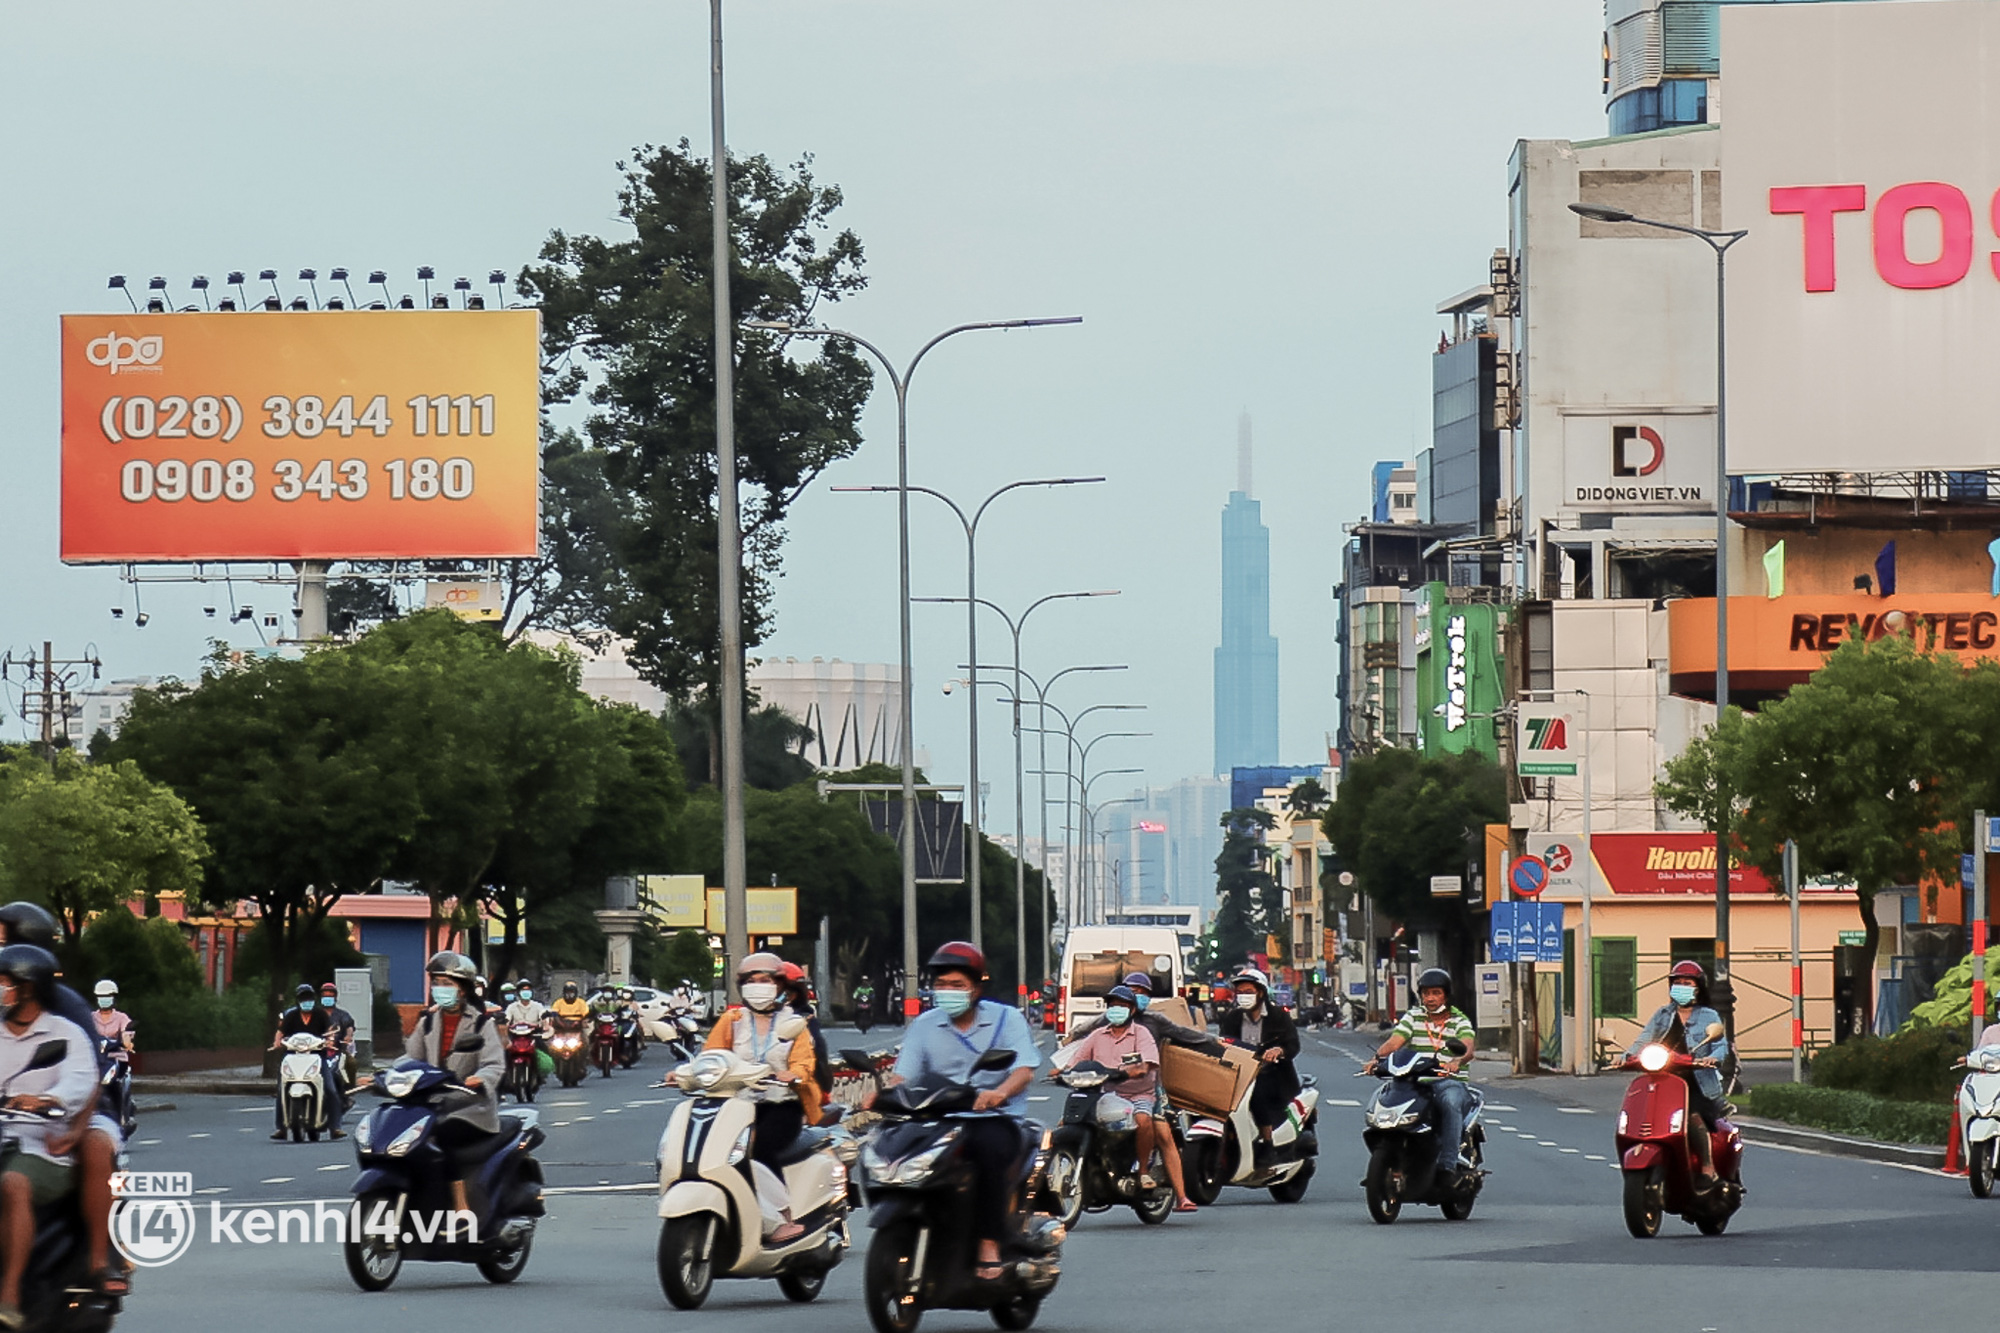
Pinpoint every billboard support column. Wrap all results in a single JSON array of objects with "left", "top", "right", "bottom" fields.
[{"left": 295, "top": 560, "right": 329, "bottom": 640}]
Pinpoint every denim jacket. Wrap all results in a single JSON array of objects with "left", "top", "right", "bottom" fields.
[{"left": 1625, "top": 1003, "right": 1728, "bottom": 1101}]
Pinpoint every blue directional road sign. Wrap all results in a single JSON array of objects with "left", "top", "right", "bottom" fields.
[
  {"left": 1965, "top": 854, "right": 1977, "bottom": 889},
  {"left": 1538, "top": 902, "right": 1564, "bottom": 960},
  {"left": 1490, "top": 904, "right": 1518, "bottom": 962},
  {"left": 1492, "top": 901, "right": 1564, "bottom": 964}
]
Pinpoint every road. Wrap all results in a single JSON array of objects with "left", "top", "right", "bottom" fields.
[{"left": 114, "top": 1024, "right": 1996, "bottom": 1333}]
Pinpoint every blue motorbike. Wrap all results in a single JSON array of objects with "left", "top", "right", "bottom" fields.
[{"left": 343, "top": 1057, "right": 546, "bottom": 1291}]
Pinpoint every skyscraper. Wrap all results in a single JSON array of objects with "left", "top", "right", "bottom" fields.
[{"left": 1214, "top": 413, "right": 1280, "bottom": 774}]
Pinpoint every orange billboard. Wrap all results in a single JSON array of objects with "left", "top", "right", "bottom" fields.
[
  {"left": 1667, "top": 593, "right": 2000, "bottom": 697},
  {"left": 60, "top": 311, "right": 540, "bottom": 562}
]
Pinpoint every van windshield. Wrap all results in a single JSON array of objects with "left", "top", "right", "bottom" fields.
[{"left": 1070, "top": 952, "right": 1174, "bottom": 997}]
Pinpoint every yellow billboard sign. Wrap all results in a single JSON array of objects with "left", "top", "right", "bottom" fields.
[
  {"left": 706, "top": 888, "right": 798, "bottom": 937},
  {"left": 641, "top": 874, "right": 708, "bottom": 929}
]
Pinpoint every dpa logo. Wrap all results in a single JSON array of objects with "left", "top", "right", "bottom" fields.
[{"left": 85, "top": 332, "right": 163, "bottom": 375}]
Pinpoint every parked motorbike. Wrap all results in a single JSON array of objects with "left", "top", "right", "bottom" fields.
[
  {"left": 1958, "top": 1045, "right": 2000, "bottom": 1196},
  {"left": 343, "top": 1058, "right": 547, "bottom": 1291},
  {"left": 653, "top": 1035, "right": 854, "bottom": 1309},
  {"left": 615, "top": 1010, "right": 645, "bottom": 1069},
  {"left": 591, "top": 1014, "right": 619, "bottom": 1078},
  {"left": 1, "top": 1043, "right": 121, "bottom": 1333},
  {"left": 549, "top": 1017, "right": 588, "bottom": 1088},
  {"left": 277, "top": 1031, "right": 333, "bottom": 1143},
  {"left": 1178, "top": 1072, "right": 1320, "bottom": 1206},
  {"left": 1040, "top": 1057, "right": 1174, "bottom": 1227},
  {"left": 503, "top": 1024, "right": 542, "bottom": 1104},
  {"left": 1613, "top": 1031, "right": 1743, "bottom": 1237},
  {"left": 1359, "top": 1042, "right": 1484, "bottom": 1224},
  {"left": 98, "top": 1036, "right": 136, "bottom": 1140},
  {"left": 859, "top": 1046, "right": 1064, "bottom": 1333}
]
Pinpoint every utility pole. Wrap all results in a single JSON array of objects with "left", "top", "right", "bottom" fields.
[{"left": 2, "top": 643, "right": 103, "bottom": 760}]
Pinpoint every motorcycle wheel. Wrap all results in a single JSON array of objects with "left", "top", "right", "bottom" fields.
[
  {"left": 1268, "top": 1159, "right": 1314, "bottom": 1204},
  {"left": 1973, "top": 1140, "right": 1996, "bottom": 1199},
  {"left": 1694, "top": 1208, "right": 1731, "bottom": 1237},
  {"left": 657, "top": 1214, "right": 719, "bottom": 1310},
  {"left": 1132, "top": 1185, "right": 1173, "bottom": 1225},
  {"left": 864, "top": 1221, "right": 924, "bottom": 1333},
  {"left": 1043, "top": 1142, "right": 1085, "bottom": 1229},
  {"left": 1181, "top": 1138, "right": 1223, "bottom": 1207},
  {"left": 344, "top": 1193, "right": 404, "bottom": 1291},
  {"left": 287, "top": 1102, "right": 308, "bottom": 1144},
  {"left": 598, "top": 1050, "right": 613, "bottom": 1078},
  {"left": 991, "top": 1298, "right": 1041, "bottom": 1331},
  {"left": 777, "top": 1269, "right": 826, "bottom": 1303},
  {"left": 1622, "top": 1164, "right": 1664, "bottom": 1238},
  {"left": 1364, "top": 1146, "right": 1401, "bottom": 1224},
  {"left": 477, "top": 1232, "right": 533, "bottom": 1283},
  {"left": 1441, "top": 1190, "right": 1475, "bottom": 1221}
]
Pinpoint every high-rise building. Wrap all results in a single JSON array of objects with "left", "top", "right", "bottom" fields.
[
  {"left": 1214, "top": 413, "right": 1280, "bottom": 774},
  {"left": 1603, "top": 0, "right": 1850, "bottom": 137}
]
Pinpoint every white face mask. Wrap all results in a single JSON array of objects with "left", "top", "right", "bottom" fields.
[
  {"left": 740, "top": 982, "right": 779, "bottom": 1012},
  {"left": 1235, "top": 992, "right": 1259, "bottom": 1011}
]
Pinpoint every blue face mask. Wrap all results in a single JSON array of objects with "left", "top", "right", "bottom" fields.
[
  {"left": 1134, "top": 995, "right": 1150, "bottom": 1011},
  {"left": 1669, "top": 983, "right": 1698, "bottom": 1007},
  {"left": 1105, "top": 1006, "right": 1133, "bottom": 1027},
  {"left": 298, "top": 997, "right": 316, "bottom": 1010},
  {"left": 432, "top": 984, "right": 462, "bottom": 1009},
  {"left": 933, "top": 988, "right": 972, "bottom": 1016}
]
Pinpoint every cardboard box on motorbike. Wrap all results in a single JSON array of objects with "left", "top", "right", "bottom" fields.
[{"left": 1161, "top": 1043, "right": 1258, "bottom": 1118}]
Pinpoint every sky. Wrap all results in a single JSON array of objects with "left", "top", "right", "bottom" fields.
[{"left": 0, "top": 0, "right": 1606, "bottom": 828}]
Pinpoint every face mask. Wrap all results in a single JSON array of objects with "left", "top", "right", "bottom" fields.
[
  {"left": 933, "top": 988, "right": 973, "bottom": 1016},
  {"left": 98, "top": 997, "right": 115, "bottom": 1010},
  {"left": 1135, "top": 995, "right": 1151, "bottom": 1011},
  {"left": 1670, "top": 983, "right": 1698, "bottom": 1006},
  {"left": 1105, "top": 1006, "right": 1132, "bottom": 1026},
  {"left": 432, "top": 984, "right": 461, "bottom": 1009},
  {"left": 1424, "top": 996, "right": 1448, "bottom": 1015},
  {"left": 740, "top": 982, "right": 779, "bottom": 1011},
  {"left": 1235, "top": 992, "right": 1259, "bottom": 1010},
  {"left": 299, "top": 997, "right": 316, "bottom": 1010}
]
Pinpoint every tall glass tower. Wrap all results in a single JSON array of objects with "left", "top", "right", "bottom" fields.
[{"left": 1214, "top": 413, "right": 1280, "bottom": 774}]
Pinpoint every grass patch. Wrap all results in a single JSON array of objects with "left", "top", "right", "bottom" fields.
[{"left": 1737, "top": 1083, "right": 1951, "bottom": 1145}]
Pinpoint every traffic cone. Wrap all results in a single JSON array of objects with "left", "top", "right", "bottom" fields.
[{"left": 1945, "top": 1103, "right": 1968, "bottom": 1176}]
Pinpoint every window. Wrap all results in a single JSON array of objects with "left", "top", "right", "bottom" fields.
[{"left": 1561, "top": 933, "right": 1639, "bottom": 1020}]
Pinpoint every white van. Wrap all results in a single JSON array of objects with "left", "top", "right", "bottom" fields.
[{"left": 1057, "top": 927, "right": 1186, "bottom": 1034}]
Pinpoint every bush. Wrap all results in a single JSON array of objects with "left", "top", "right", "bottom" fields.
[
  {"left": 1807, "top": 1025, "right": 1966, "bottom": 1103},
  {"left": 126, "top": 986, "right": 270, "bottom": 1052},
  {"left": 230, "top": 916, "right": 364, "bottom": 990},
  {"left": 1740, "top": 1083, "right": 1952, "bottom": 1145},
  {"left": 1908, "top": 951, "right": 2000, "bottom": 1030},
  {"left": 69, "top": 910, "right": 205, "bottom": 1001}
]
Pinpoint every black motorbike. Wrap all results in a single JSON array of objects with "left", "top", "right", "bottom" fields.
[
  {"left": 614, "top": 1011, "right": 645, "bottom": 1069},
  {"left": 98, "top": 1037, "right": 135, "bottom": 1140},
  {"left": 1042, "top": 1060, "right": 1174, "bottom": 1228},
  {"left": 3, "top": 1042, "right": 120, "bottom": 1333},
  {"left": 1360, "top": 1040, "right": 1486, "bottom": 1224},
  {"left": 343, "top": 1058, "right": 547, "bottom": 1291},
  {"left": 855, "top": 996, "right": 875, "bottom": 1034},
  {"left": 857, "top": 1047, "right": 1064, "bottom": 1333}
]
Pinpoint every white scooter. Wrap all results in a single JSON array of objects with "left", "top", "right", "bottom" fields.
[
  {"left": 278, "top": 1031, "right": 333, "bottom": 1142},
  {"left": 1958, "top": 1044, "right": 2000, "bottom": 1196},
  {"left": 653, "top": 1033, "right": 855, "bottom": 1308},
  {"left": 1176, "top": 1073, "right": 1320, "bottom": 1204},
  {"left": 644, "top": 1003, "right": 704, "bottom": 1064}
]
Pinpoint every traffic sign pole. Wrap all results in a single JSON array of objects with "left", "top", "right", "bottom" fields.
[
  {"left": 1577, "top": 689, "right": 1594, "bottom": 1077},
  {"left": 1785, "top": 838, "right": 1802, "bottom": 1084},
  {"left": 1975, "top": 810, "right": 1988, "bottom": 1034}
]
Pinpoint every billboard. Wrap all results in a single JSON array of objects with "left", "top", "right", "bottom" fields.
[
  {"left": 1667, "top": 593, "right": 2000, "bottom": 695},
  {"left": 1725, "top": 0, "right": 2000, "bottom": 473},
  {"left": 1414, "top": 585, "right": 1501, "bottom": 760},
  {"left": 61, "top": 311, "right": 540, "bottom": 562},
  {"left": 1559, "top": 409, "right": 1714, "bottom": 512}
]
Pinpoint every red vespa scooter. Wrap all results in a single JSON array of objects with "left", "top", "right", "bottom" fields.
[{"left": 1612, "top": 1032, "right": 1744, "bottom": 1238}]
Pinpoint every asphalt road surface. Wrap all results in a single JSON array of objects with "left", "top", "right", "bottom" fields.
[{"left": 112, "top": 1024, "right": 1997, "bottom": 1333}]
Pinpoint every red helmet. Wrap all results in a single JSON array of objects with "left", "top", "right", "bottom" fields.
[
  {"left": 778, "top": 961, "right": 807, "bottom": 983},
  {"left": 1670, "top": 960, "right": 1707, "bottom": 983},
  {"left": 927, "top": 941, "right": 986, "bottom": 981}
]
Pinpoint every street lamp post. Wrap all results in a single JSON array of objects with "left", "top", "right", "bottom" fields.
[
  {"left": 1086, "top": 793, "right": 1145, "bottom": 925},
  {"left": 1568, "top": 201, "right": 1748, "bottom": 1058},
  {"left": 846, "top": 479, "right": 1104, "bottom": 948},
  {"left": 745, "top": 315, "right": 1081, "bottom": 1018}
]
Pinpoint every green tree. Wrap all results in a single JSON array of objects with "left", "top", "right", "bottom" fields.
[
  {"left": 666, "top": 699, "right": 816, "bottom": 791},
  {"left": 1284, "top": 777, "right": 1330, "bottom": 819},
  {"left": 0, "top": 750, "right": 208, "bottom": 942},
  {"left": 1213, "top": 808, "right": 1277, "bottom": 969}
]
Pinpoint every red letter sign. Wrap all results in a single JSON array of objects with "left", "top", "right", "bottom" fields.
[
  {"left": 1769, "top": 184, "right": 1868, "bottom": 292},
  {"left": 1873, "top": 182, "right": 1974, "bottom": 288}
]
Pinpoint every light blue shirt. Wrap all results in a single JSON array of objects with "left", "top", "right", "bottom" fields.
[
  {"left": 893, "top": 1000, "right": 1043, "bottom": 1112},
  {"left": 1625, "top": 1003, "right": 1729, "bottom": 1101}
]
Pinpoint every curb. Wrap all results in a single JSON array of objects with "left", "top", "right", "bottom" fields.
[
  {"left": 1733, "top": 1116, "right": 1945, "bottom": 1169},
  {"left": 132, "top": 1079, "right": 268, "bottom": 1097},
  {"left": 133, "top": 1098, "right": 176, "bottom": 1116}
]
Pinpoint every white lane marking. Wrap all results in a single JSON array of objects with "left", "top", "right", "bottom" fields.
[
  {"left": 543, "top": 1183, "right": 654, "bottom": 1195},
  {"left": 572, "top": 1115, "right": 595, "bottom": 1122},
  {"left": 1585, "top": 1154, "right": 1607, "bottom": 1161},
  {"left": 1327, "top": 1098, "right": 1361, "bottom": 1107},
  {"left": 1744, "top": 1140, "right": 1949, "bottom": 1176},
  {"left": 1484, "top": 1104, "right": 1517, "bottom": 1112},
  {"left": 1560, "top": 1148, "right": 1581, "bottom": 1154},
  {"left": 137, "top": 1139, "right": 161, "bottom": 1146},
  {"left": 194, "top": 1187, "right": 230, "bottom": 1195},
  {"left": 603, "top": 1108, "right": 622, "bottom": 1115},
  {"left": 237, "top": 1106, "right": 272, "bottom": 1114},
  {"left": 238, "top": 1128, "right": 256, "bottom": 1133},
  {"left": 625, "top": 1099, "right": 666, "bottom": 1107},
  {"left": 317, "top": 1163, "right": 350, "bottom": 1171},
  {"left": 188, "top": 1133, "right": 211, "bottom": 1139},
  {"left": 1557, "top": 1107, "right": 1594, "bottom": 1114},
  {"left": 1516, "top": 1133, "right": 1536, "bottom": 1139},
  {"left": 1028, "top": 1096, "right": 1051, "bottom": 1103},
  {"left": 549, "top": 1100, "right": 588, "bottom": 1107},
  {"left": 260, "top": 1177, "right": 293, "bottom": 1184},
  {"left": 1537, "top": 1141, "right": 1559, "bottom": 1147},
  {"left": 552, "top": 1122, "right": 570, "bottom": 1127}
]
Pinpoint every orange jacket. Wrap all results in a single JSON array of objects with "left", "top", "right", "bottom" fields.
[{"left": 703, "top": 1008, "right": 823, "bottom": 1125}]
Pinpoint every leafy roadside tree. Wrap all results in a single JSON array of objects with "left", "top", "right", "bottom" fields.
[
  {"left": 1213, "top": 808, "right": 1277, "bottom": 970},
  {"left": 1284, "top": 778, "right": 1330, "bottom": 819},
  {"left": 0, "top": 751, "right": 209, "bottom": 941}
]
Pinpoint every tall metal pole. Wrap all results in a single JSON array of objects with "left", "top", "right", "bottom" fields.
[
  {"left": 1035, "top": 680, "right": 1053, "bottom": 989},
  {"left": 1011, "top": 625, "right": 1028, "bottom": 1006},
  {"left": 1712, "top": 239, "right": 1732, "bottom": 1042},
  {"left": 1576, "top": 689, "right": 1594, "bottom": 1076},
  {"left": 965, "top": 521, "right": 983, "bottom": 948},
  {"left": 709, "top": 0, "right": 748, "bottom": 998},
  {"left": 1974, "top": 813, "right": 1989, "bottom": 1036},
  {"left": 1785, "top": 838, "right": 1803, "bottom": 1084}
]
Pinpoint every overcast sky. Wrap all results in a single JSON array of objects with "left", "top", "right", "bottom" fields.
[{"left": 1, "top": 1, "right": 1605, "bottom": 822}]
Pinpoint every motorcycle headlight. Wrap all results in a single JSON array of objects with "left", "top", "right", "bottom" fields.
[
  {"left": 872, "top": 1128, "right": 960, "bottom": 1186},
  {"left": 380, "top": 1069, "right": 421, "bottom": 1100},
  {"left": 353, "top": 1118, "right": 373, "bottom": 1150},
  {"left": 726, "top": 1126, "right": 753, "bottom": 1166},
  {"left": 385, "top": 1122, "right": 427, "bottom": 1157},
  {"left": 680, "top": 1051, "right": 730, "bottom": 1092},
  {"left": 1368, "top": 1101, "right": 1419, "bottom": 1130},
  {"left": 1639, "top": 1045, "right": 1672, "bottom": 1073}
]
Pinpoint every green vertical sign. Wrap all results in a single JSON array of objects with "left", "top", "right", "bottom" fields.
[{"left": 1415, "top": 582, "right": 1502, "bottom": 760}]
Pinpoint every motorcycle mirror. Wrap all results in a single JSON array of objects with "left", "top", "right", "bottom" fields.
[
  {"left": 25, "top": 1040, "right": 67, "bottom": 1071},
  {"left": 973, "top": 1047, "right": 1018, "bottom": 1073},
  {"left": 1705, "top": 1023, "right": 1725, "bottom": 1041},
  {"left": 840, "top": 1048, "right": 877, "bottom": 1069},
  {"left": 773, "top": 1015, "right": 808, "bottom": 1042},
  {"left": 1444, "top": 1039, "right": 1469, "bottom": 1057}
]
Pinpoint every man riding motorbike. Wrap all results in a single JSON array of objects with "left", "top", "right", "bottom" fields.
[
  {"left": 318, "top": 981, "right": 358, "bottom": 1096},
  {"left": 1619, "top": 960, "right": 1730, "bottom": 1188},
  {"left": 505, "top": 983, "right": 548, "bottom": 1032},
  {"left": 1062, "top": 984, "right": 1172, "bottom": 1195},
  {"left": 702, "top": 953, "right": 822, "bottom": 1243},
  {"left": 852, "top": 977, "right": 875, "bottom": 1027},
  {"left": 551, "top": 982, "right": 589, "bottom": 1025},
  {"left": 270, "top": 982, "right": 344, "bottom": 1139},
  {"left": 407, "top": 951, "right": 505, "bottom": 1215},
  {"left": 1373, "top": 968, "right": 1477, "bottom": 1186},
  {"left": 873, "top": 942, "right": 1042, "bottom": 1281},
  {"left": 1215, "top": 968, "right": 1299, "bottom": 1161}
]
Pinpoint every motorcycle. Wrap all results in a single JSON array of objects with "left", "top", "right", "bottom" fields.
[
  {"left": 1612, "top": 1030, "right": 1743, "bottom": 1237},
  {"left": 1040, "top": 1057, "right": 1174, "bottom": 1228},
  {"left": 653, "top": 1033, "right": 855, "bottom": 1309},
  {"left": 854, "top": 996, "right": 875, "bottom": 1035},
  {"left": 98, "top": 1036, "right": 136, "bottom": 1140},
  {"left": 1359, "top": 1041, "right": 1484, "bottom": 1224},
  {"left": 503, "top": 1024, "right": 542, "bottom": 1104},
  {"left": 591, "top": 1013, "right": 619, "bottom": 1078},
  {"left": 859, "top": 1046, "right": 1064, "bottom": 1333},
  {"left": 654, "top": 1005, "right": 701, "bottom": 1065},
  {"left": 1, "top": 1043, "right": 121, "bottom": 1333},
  {"left": 1957, "top": 1045, "right": 2000, "bottom": 1196},
  {"left": 549, "top": 1017, "right": 588, "bottom": 1088},
  {"left": 1178, "top": 1070, "right": 1320, "bottom": 1206},
  {"left": 277, "top": 1031, "right": 334, "bottom": 1143},
  {"left": 343, "top": 1057, "right": 547, "bottom": 1291}
]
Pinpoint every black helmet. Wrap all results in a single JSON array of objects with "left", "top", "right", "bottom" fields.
[
  {"left": 295, "top": 983, "right": 315, "bottom": 1000},
  {"left": 1415, "top": 967, "right": 1452, "bottom": 998},
  {"left": 562, "top": 981, "right": 578, "bottom": 997},
  {"left": 0, "top": 944, "right": 59, "bottom": 1008},
  {"left": 0, "top": 902, "right": 60, "bottom": 949},
  {"left": 1120, "top": 971, "right": 1155, "bottom": 993}
]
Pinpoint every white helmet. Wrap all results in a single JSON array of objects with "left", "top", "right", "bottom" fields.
[{"left": 94, "top": 979, "right": 119, "bottom": 998}]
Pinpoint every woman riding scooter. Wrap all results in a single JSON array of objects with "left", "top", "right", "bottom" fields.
[
  {"left": 1216, "top": 969, "right": 1300, "bottom": 1164},
  {"left": 407, "top": 951, "right": 506, "bottom": 1215},
  {"left": 703, "top": 953, "right": 822, "bottom": 1243},
  {"left": 1619, "top": 960, "right": 1729, "bottom": 1187}
]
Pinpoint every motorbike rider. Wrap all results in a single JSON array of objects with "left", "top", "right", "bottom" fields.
[
  {"left": 506, "top": 983, "right": 548, "bottom": 1031},
  {"left": 777, "top": 961, "right": 833, "bottom": 1100},
  {"left": 408, "top": 951, "right": 505, "bottom": 1215},
  {"left": 270, "top": 982, "right": 343, "bottom": 1139},
  {"left": 703, "top": 953, "right": 823, "bottom": 1244},
  {"left": 1215, "top": 968, "right": 1300, "bottom": 1161},
  {"left": 1620, "top": 960, "right": 1729, "bottom": 1187},
  {"left": 875, "top": 942, "right": 1042, "bottom": 1281},
  {"left": 551, "top": 981, "right": 590, "bottom": 1024},
  {"left": 0, "top": 944, "right": 101, "bottom": 1330},
  {"left": 1063, "top": 984, "right": 1172, "bottom": 1192},
  {"left": 1373, "top": 967, "right": 1477, "bottom": 1186},
  {"left": 318, "top": 981, "right": 358, "bottom": 1095},
  {"left": 91, "top": 981, "right": 135, "bottom": 1066},
  {"left": 853, "top": 976, "right": 876, "bottom": 1023},
  {"left": 1065, "top": 971, "right": 1219, "bottom": 1211}
]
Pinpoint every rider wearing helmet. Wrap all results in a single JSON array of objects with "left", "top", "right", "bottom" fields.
[
  {"left": 1216, "top": 968, "right": 1302, "bottom": 1159},
  {"left": 319, "top": 981, "right": 358, "bottom": 1093},
  {"left": 882, "top": 943, "right": 1042, "bottom": 1280},
  {"left": 1063, "top": 984, "right": 1171, "bottom": 1195},
  {"left": 1375, "top": 967, "right": 1478, "bottom": 1185},
  {"left": 271, "top": 981, "right": 343, "bottom": 1140},
  {"left": 91, "top": 981, "right": 134, "bottom": 1065},
  {"left": 1621, "top": 960, "right": 1730, "bottom": 1186},
  {"left": 410, "top": 951, "right": 506, "bottom": 1213},
  {"left": 777, "top": 961, "right": 833, "bottom": 1099},
  {"left": 703, "top": 953, "right": 822, "bottom": 1243},
  {"left": 0, "top": 944, "right": 101, "bottom": 1327},
  {"left": 551, "top": 980, "right": 589, "bottom": 1022}
]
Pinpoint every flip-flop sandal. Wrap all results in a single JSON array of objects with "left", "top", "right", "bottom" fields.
[
  {"left": 974, "top": 1265, "right": 1007, "bottom": 1281},
  {"left": 95, "top": 1266, "right": 131, "bottom": 1297},
  {"left": 1174, "top": 1200, "right": 1199, "bottom": 1213}
]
